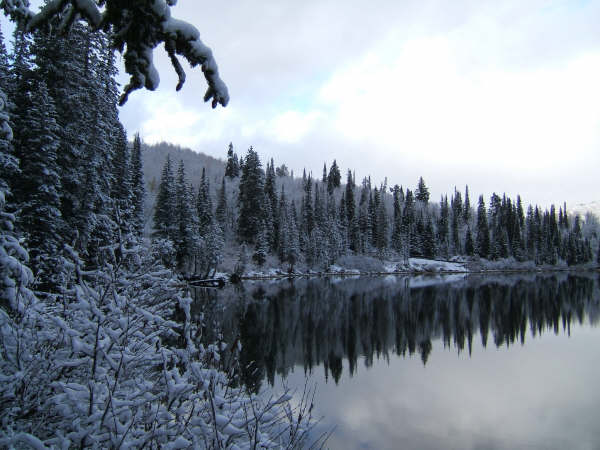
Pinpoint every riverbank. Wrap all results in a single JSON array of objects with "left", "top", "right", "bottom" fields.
[{"left": 202, "top": 255, "right": 599, "bottom": 283}]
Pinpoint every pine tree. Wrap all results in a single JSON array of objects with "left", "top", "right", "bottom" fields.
[
  {"left": 13, "top": 79, "right": 65, "bottom": 289},
  {"left": 391, "top": 185, "right": 403, "bottom": 254},
  {"left": 224, "top": 142, "right": 239, "bottom": 178},
  {"left": 174, "top": 161, "right": 195, "bottom": 270},
  {"left": 476, "top": 195, "right": 490, "bottom": 258},
  {"left": 327, "top": 159, "right": 341, "bottom": 194},
  {"left": 375, "top": 185, "right": 388, "bottom": 255},
  {"left": 422, "top": 219, "right": 435, "bottom": 259},
  {"left": 153, "top": 155, "right": 175, "bottom": 240},
  {"left": 402, "top": 189, "right": 415, "bottom": 256},
  {"left": 415, "top": 176, "right": 430, "bottom": 204},
  {"left": 215, "top": 176, "right": 227, "bottom": 230},
  {"left": 463, "top": 185, "right": 471, "bottom": 223},
  {"left": 130, "top": 132, "right": 145, "bottom": 237},
  {"left": 237, "top": 147, "right": 265, "bottom": 244},
  {"left": 465, "top": 226, "right": 474, "bottom": 256},
  {"left": 110, "top": 123, "right": 132, "bottom": 243},
  {"left": 253, "top": 222, "right": 268, "bottom": 266},
  {"left": 197, "top": 167, "right": 213, "bottom": 236},
  {"left": 438, "top": 195, "right": 449, "bottom": 258}
]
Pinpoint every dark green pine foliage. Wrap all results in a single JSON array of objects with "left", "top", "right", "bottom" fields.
[
  {"left": 197, "top": 167, "right": 213, "bottom": 236},
  {"left": 0, "top": 25, "right": 10, "bottom": 95},
  {"left": 237, "top": 147, "right": 265, "bottom": 244},
  {"left": 451, "top": 189, "right": 462, "bottom": 254},
  {"left": 153, "top": 155, "right": 175, "bottom": 240},
  {"left": 438, "top": 195, "right": 449, "bottom": 258},
  {"left": 374, "top": 185, "right": 388, "bottom": 255},
  {"left": 488, "top": 193, "right": 503, "bottom": 259},
  {"left": 345, "top": 170, "right": 359, "bottom": 251},
  {"left": 277, "top": 186, "right": 299, "bottom": 271},
  {"left": 174, "top": 161, "right": 195, "bottom": 270},
  {"left": 415, "top": 176, "right": 430, "bottom": 204},
  {"left": 224, "top": 142, "right": 239, "bottom": 178},
  {"left": 300, "top": 174, "right": 314, "bottom": 250},
  {"left": 314, "top": 183, "right": 325, "bottom": 230},
  {"left": 422, "top": 219, "right": 435, "bottom": 259},
  {"left": 31, "top": 23, "right": 121, "bottom": 261},
  {"left": 476, "top": 195, "right": 490, "bottom": 258},
  {"left": 130, "top": 132, "right": 145, "bottom": 237},
  {"left": 252, "top": 223, "right": 268, "bottom": 266},
  {"left": 358, "top": 181, "right": 371, "bottom": 253},
  {"left": 215, "top": 176, "right": 227, "bottom": 230},
  {"left": 264, "top": 158, "right": 278, "bottom": 251},
  {"left": 391, "top": 185, "right": 403, "bottom": 254},
  {"left": 465, "top": 226, "right": 474, "bottom": 256},
  {"left": 463, "top": 185, "right": 471, "bottom": 223},
  {"left": 110, "top": 123, "right": 132, "bottom": 240},
  {"left": 327, "top": 159, "right": 341, "bottom": 194},
  {"left": 13, "top": 79, "right": 65, "bottom": 290},
  {"left": 402, "top": 189, "right": 415, "bottom": 256}
]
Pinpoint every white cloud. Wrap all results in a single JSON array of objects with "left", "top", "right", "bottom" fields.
[
  {"left": 317, "top": 33, "right": 600, "bottom": 173},
  {"left": 242, "top": 109, "right": 325, "bottom": 144},
  {"left": 115, "top": 0, "right": 600, "bottom": 206}
]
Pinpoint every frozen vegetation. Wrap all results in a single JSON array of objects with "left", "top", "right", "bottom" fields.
[
  {"left": 0, "top": 3, "right": 599, "bottom": 448},
  {"left": 0, "top": 12, "right": 316, "bottom": 448},
  {"left": 143, "top": 142, "right": 599, "bottom": 282}
]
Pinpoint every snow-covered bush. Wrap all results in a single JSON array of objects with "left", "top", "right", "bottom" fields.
[{"left": 0, "top": 244, "right": 317, "bottom": 448}]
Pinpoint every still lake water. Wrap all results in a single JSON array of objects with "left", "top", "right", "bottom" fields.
[{"left": 193, "top": 272, "right": 600, "bottom": 449}]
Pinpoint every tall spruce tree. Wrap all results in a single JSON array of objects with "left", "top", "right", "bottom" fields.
[
  {"left": 224, "top": 142, "right": 239, "bottom": 178},
  {"left": 215, "top": 176, "right": 227, "bottom": 230},
  {"left": 476, "top": 195, "right": 490, "bottom": 258},
  {"left": 174, "top": 161, "right": 195, "bottom": 271},
  {"left": 197, "top": 167, "right": 213, "bottom": 236},
  {"left": 415, "top": 176, "right": 430, "bottom": 204},
  {"left": 237, "top": 147, "right": 265, "bottom": 244},
  {"left": 153, "top": 155, "right": 175, "bottom": 240},
  {"left": 327, "top": 159, "right": 341, "bottom": 194},
  {"left": 130, "top": 133, "right": 145, "bottom": 237},
  {"left": 13, "top": 79, "right": 64, "bottom": 289}
]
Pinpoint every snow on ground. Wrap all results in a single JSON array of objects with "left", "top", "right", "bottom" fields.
[
  {"left": 239, "top": 257, "right": 467, "bottom": 279},
  {"left": 385, "top": 258, "right": 467, "bottom": 273}
]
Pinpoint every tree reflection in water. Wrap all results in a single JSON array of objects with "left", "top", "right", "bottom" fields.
[{"left": 191, "top": 273, "right": 600, "bottom": 392}]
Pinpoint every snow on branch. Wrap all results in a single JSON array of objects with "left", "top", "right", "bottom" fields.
[{"left": 0, "top": 0, "right": 229, "bottom": 108}]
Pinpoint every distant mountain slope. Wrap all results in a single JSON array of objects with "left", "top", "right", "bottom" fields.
[
  {"left": 140, "top": 141, "right": 306, "bottom": 205},
  {"left": 570, "top": 201, "right": 600, "bottom": 220},
  {"left": 142, "top": 142, "right": 226, "bottom": 193}
]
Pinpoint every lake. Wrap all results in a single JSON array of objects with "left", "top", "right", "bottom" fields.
[{"left": 192, "top": 272, "right": 600, "bottom": 449}]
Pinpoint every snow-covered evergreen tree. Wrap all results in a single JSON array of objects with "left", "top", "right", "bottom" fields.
[
  {"left": 237, "top": 147, "right": 264, "bottom": 244},
  {"left": 153, "top": 155, "right": 175, "bottom": 240},
  {"left": 130, "top": 132, "right": 145, "bottom": 237},
  {"left": 13, "top": 79, "right": 65, "bottom": 290}
]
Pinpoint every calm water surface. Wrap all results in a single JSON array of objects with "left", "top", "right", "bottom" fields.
[{"left": 193, "top": 273, "right": 600, "bottom": 449}]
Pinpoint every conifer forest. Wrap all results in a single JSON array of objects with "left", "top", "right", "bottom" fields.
[{"left": 0, "top": 2, "right": 599, "bottom": 449}]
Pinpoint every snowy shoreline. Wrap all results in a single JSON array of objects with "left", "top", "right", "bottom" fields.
[{"left": 207, "top": 257, "right": 599, "bottom": 282}]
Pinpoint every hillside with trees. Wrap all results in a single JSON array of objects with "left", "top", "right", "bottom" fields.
[{"left": 144, "top": 143, "right": 599, "bottom": 276}]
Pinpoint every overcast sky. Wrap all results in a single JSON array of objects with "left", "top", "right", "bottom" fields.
[{"left": 12, "top": 1, "right": 600, "bottom": 208}]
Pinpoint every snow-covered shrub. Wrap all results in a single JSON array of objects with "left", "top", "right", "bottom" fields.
[{"left": 0, "top": 244, "right": 317, "bottom": 448}]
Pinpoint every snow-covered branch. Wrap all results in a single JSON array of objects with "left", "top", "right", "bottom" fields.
[{"left": 0, "top": 0, "right": 229, "bottom": 107}]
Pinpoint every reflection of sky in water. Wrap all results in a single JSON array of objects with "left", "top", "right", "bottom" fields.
[
  {"left": 196, "top": 274, "right": 600, "bottom": 449},
  {"left": 276, "top": 322, "right": 600, "bottom": 450}
]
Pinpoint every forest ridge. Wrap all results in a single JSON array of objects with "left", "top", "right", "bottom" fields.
[{"left": 145, "top": 141, "right": 599, "bottom": 276}]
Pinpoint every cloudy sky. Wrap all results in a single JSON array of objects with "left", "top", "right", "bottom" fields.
[{"left": 15, "top": 1, "right": 600, "bottom": 208}]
